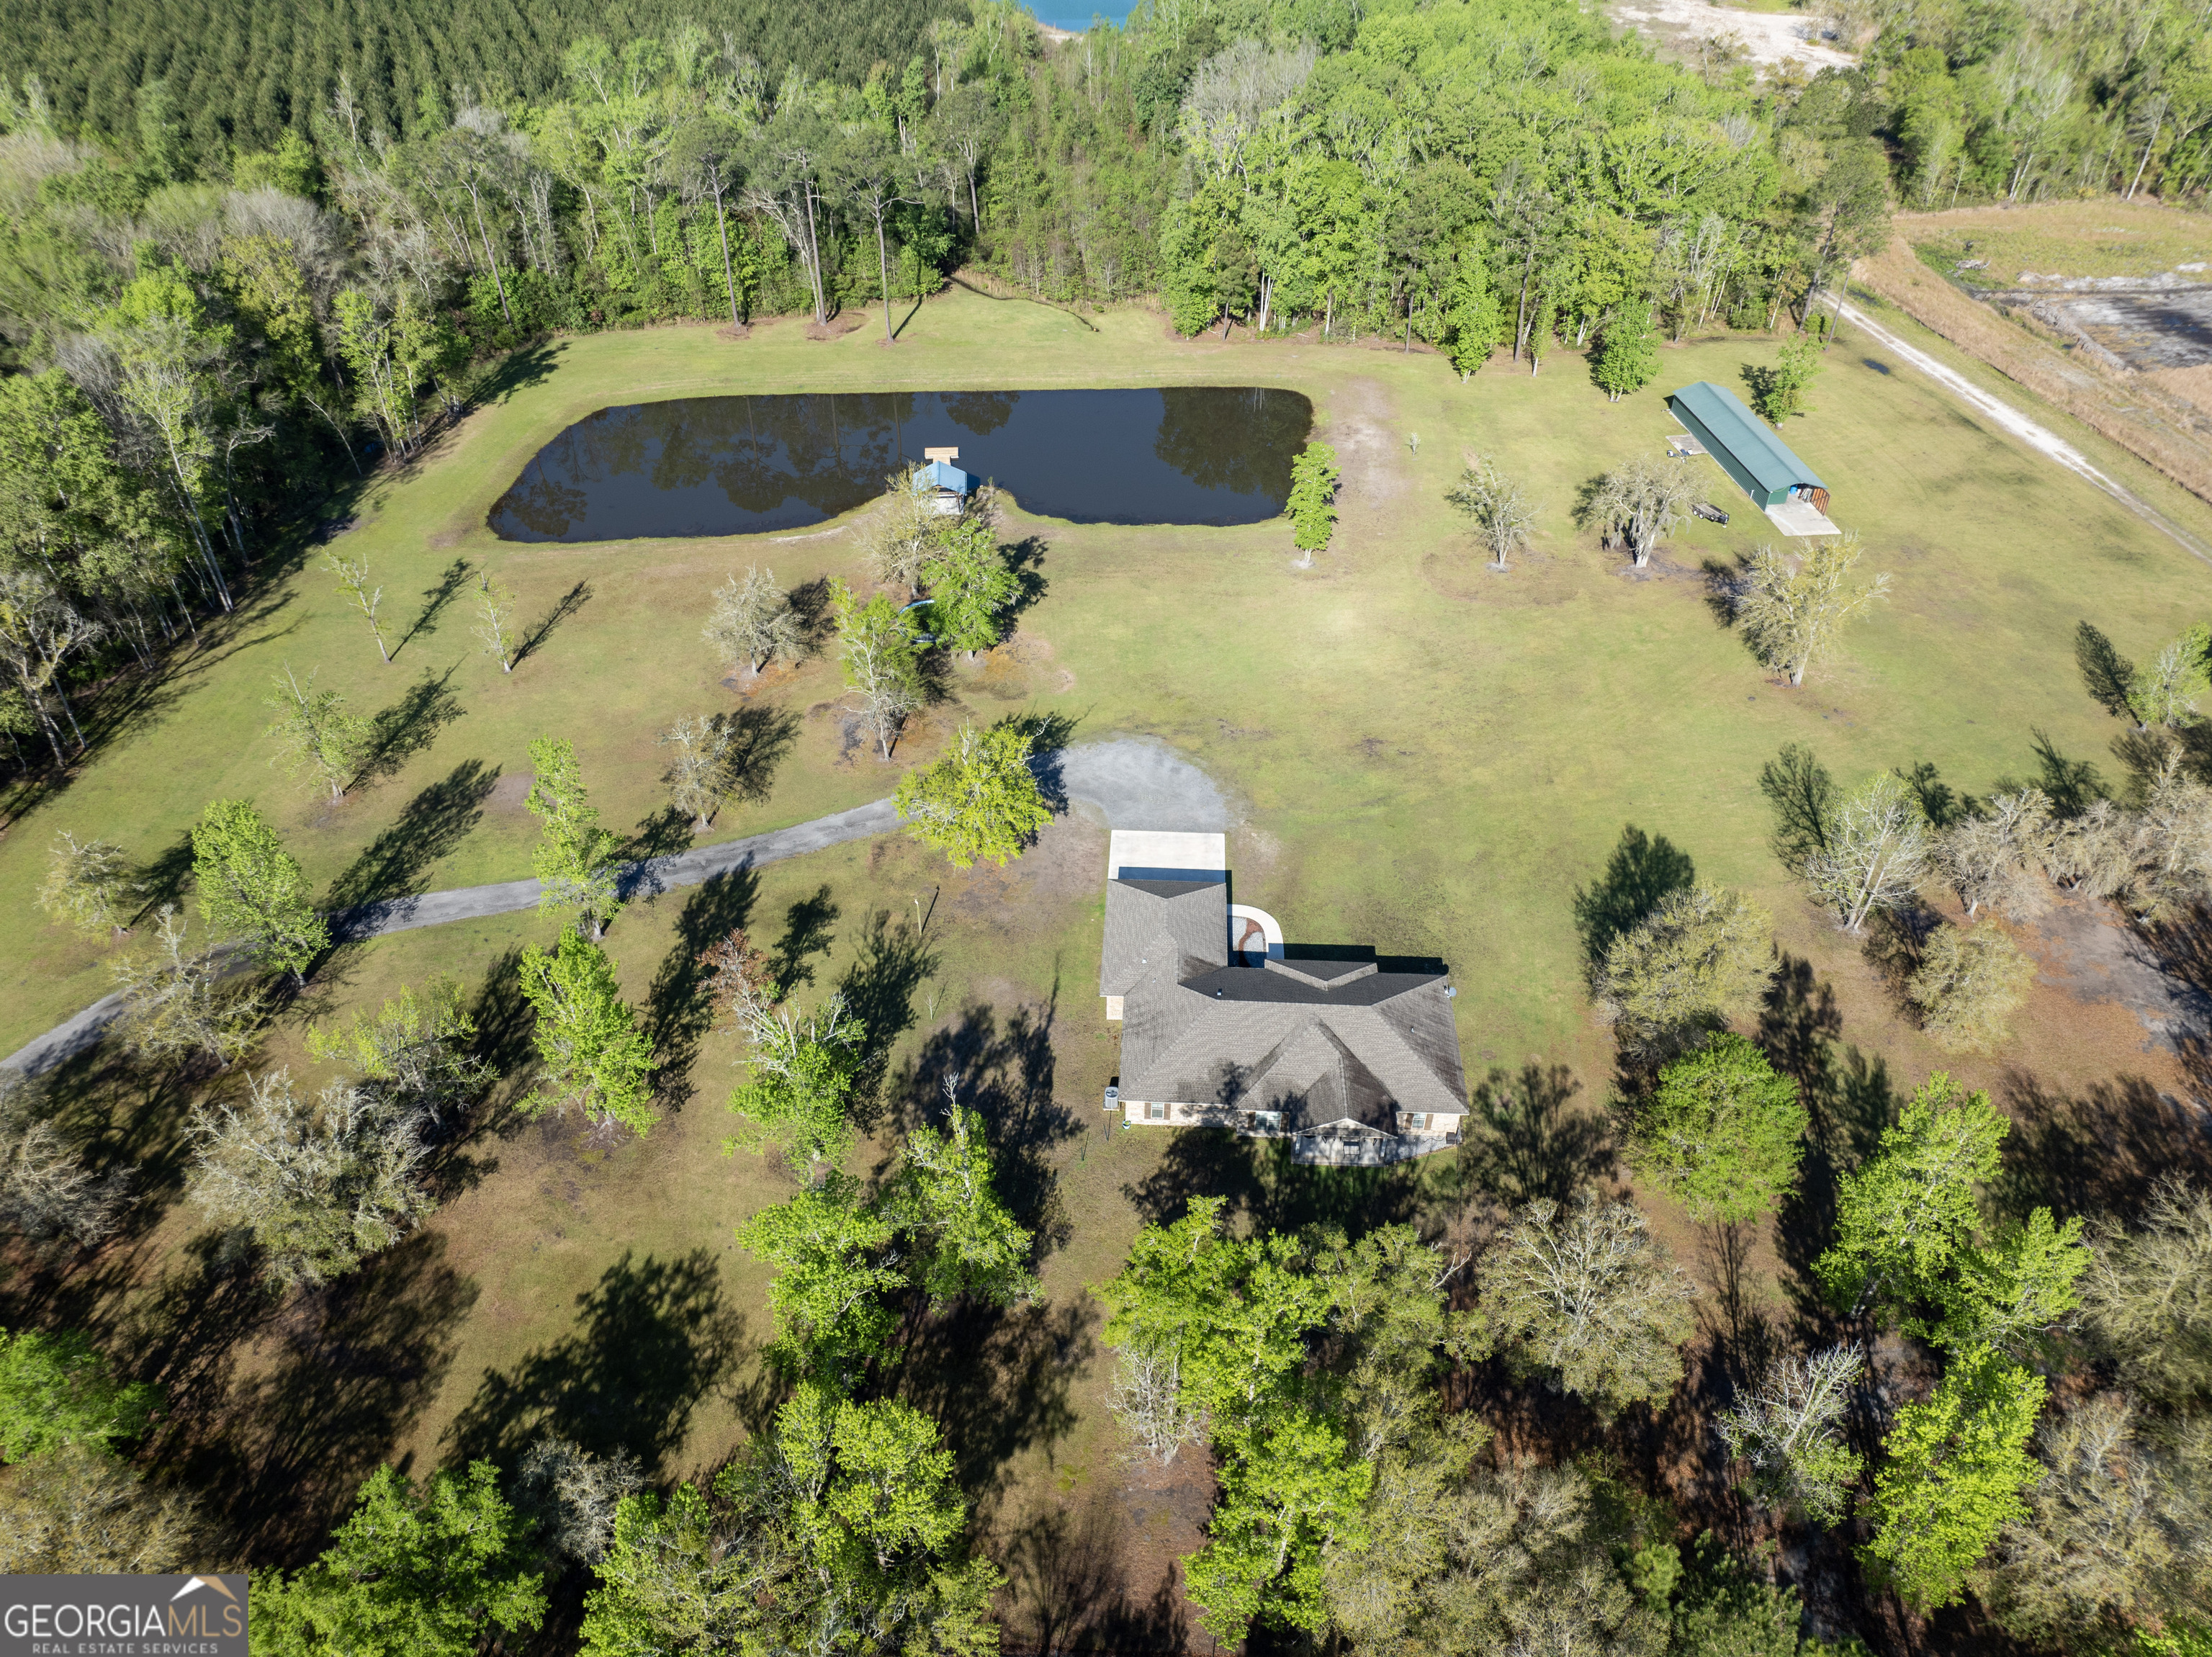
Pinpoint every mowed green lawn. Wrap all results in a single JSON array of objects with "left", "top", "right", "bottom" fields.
[
  {"left": 7, "top": 288, "right": 2211, "bottom": 1599},
  {"left": 7, "top": 286, "right": 2205, "bottom": 1063}
]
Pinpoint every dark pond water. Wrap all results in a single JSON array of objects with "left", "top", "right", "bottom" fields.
[{"left": 487, "top": 387, "right": 1313, "bottom": 542}]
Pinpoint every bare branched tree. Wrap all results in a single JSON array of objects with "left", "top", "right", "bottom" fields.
[
  {"left": 186, "top": 1066, "right": 431, "bottom": 1288},
  {"left": 660, "top": 713, "right": 734, "bottom": 830},
  {"left": 0, "top": 1070, "right": 134, "bottom": 1246},
  {"left": 703, "top": 566, "right": 805, "bottom": 676},
  {"left": 1107, "top": 1340, "right": 1207, "bottom": 1465},
  {"left": 1584, "top": 455, "right": 1692, "bottom": 567},
  {"left": 1733, "top": 531, "right": 1890, "bottom": 686},
  {"left": 1804, "top": 773, "right": 1930, "bottom": 932},
  {"left": 1481, "top": 1192, "right": 1698, "bottom": 1417},
  {"left": 109, "top": 907, "right": 266, "bottom": 1072},
  {"left": 1936, "top": 789, "right": 2055, "bottom": 920},
  {"left": 518, "top": 1434, "right": 645, "bottom": 1563},
  {"left": 1446, "top": 458, "right": 1539, "bottom": 570},
  {"left": 2080, "top": 1178, "right": 2212, "bottom": 1403},
  {"left": 1716, "top": 1344, "right": 1864, "bottom": 1524}
]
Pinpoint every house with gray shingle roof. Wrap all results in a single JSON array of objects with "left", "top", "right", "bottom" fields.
[{"left": 1101, "top": 831, "right": 1465, "bottom": 1162}]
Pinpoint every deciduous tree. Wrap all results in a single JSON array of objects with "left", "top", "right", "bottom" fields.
[
  {"left": 1593, "top": 884, "right": 1774, "bottom": 1060},
  {"left": 1586, "top": 454, "right": 1692, "bottom": 567},
  {"left": 516, "top": 927, "right": 658, "bottom": 1136},
  {"left": 191, "top": 798, "right": 328, "bottom": 984},
  {"left": 306, "top": 976, "right": 495, "bottom": 1130},
  {"left": 726, "top": 991, "right": 865, "bottom": 1177},
  {"left": 658, "top": 713, "right": 732, "bottom": 830},
  {"left": 472, "top": 575, "right": 518, "bottom": 672},
  {"left": 187, "top": 1067, "right": 430, "bottom": 1288},
  {"left": 2080, "top": 1178, "right": 2212, "bottom": 1402},
  {"left": 1733, "top": 531, "right": 1889, "bottom": 687},
  {"left": 1637, "top": 1033, "right": 1808, "bottom": 1226},
  {"left": 1815, "top": 1073, "right": 2008, "bottom": 1320},
  {"left": 894, "top": 719, "right": 1050, "bottom": 868},
  {"left": 703, "top": 565, "right": 805, "bottom": 676},
  {"left": 1744, "top": 336, "right": 1822, "bottom": 422},
  {"left": 264, "top": 663, "right": 373, "bottom": 803},
  {"left": 0, "top": 1442, "right": 202, "bottom": 1574},
  {"left": 918, "top": 514, "right": 1018, "bottom": 657},
  {"left": 891, "top": 1103, "right": 1038, "bottom": 1306},
  {"left": 526, "top": 736, "right": 621, "bottom": 938},
  {"left": 1863, "top": 1342, "right": 2044, "bottom": 1612},
  {"left": 830, "top": 578, "right": 924, "bottom": 760},
  {"left": 37, "top": 832, "right": 135, "bottom": 938},
  {"left": 1444, "top": 457, "right": 1537, "bottom": 570},
  {"left": 1591, "top": 297, "right": 1659, "bottom": 401},
  {"left": 1935, "top": 789, "right": 2054, "bottom": 921},
  {"left": 1717, "top": 1344, "right": 1865, "bottom": 1524},
  {"left": 0, "top": 1072, "right": 134, "bottom": 1245},
  {"left": 325, "top": 549, "right": 390, "bottom": 663},
  {"left": 1804, "top": 773, "right": 1930, "bottom": 933},
  {"left": 252, "top": 1463, "right": 547, "bottom": 1657},
  {"left": 109, "top": 906, "right": 266, "bottom": 1071},
  {"left": 1481, "top": 1192, "right": 1698, "bottom": 1418},
  {"left": 0, "top": 1326, "right": 158, "bottom": 1463},
  {"left": 1908, "top": 922, "right": 2036, "bottom": 1054}
]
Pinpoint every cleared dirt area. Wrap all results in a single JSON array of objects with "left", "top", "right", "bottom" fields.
[{"left": 1606, "top": 0, "right": 1853, "bottom": 70}]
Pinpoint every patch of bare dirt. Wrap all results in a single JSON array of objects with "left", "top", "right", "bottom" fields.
[
  {"left": 487, "top": 771, "right": 533, "bottom": 813},
  {"left": 2027, "top": 892, "right": 2212, "bottom": 1053},
  {"left": 804, "top": 313, "right": 867, "bottom": 341},
  {"left": 1323, "top": 377, "right": 1407, "bottom": 525},
  {"left": 950, "top": 813, "right": 1106, "bottom": 927}
]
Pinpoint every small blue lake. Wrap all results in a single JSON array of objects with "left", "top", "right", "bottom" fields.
[{"left": 487, "top": 387, "right": 1313, "bottom": 542}]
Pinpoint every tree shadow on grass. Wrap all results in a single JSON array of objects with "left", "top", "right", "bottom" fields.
[
  {"left": 354, "top": 665, "right": 466, "bottom": 791},
  {"left": 886, "top": 983, "right": 1078, "bottom": 1257},
  {"left": 644, "top": 868, "right": 760, "bottom": 1111},
  {"left": 892, "top": 1293, "right": 1089, "bottom": 1517},
  {"left": 444, "top": 1248, "right": 748, "bottom": 1481},
  {"left": 468, "top": 946, "right": 539, "bottom": 1115},
  {"left": 999, "top": 1494, "right": 1190, "bottom": 1657},
  {"left": 1570, "top": 825, "right": 1696, "bottom": 969},
  {"left": 835, "top": 909, "right": 941, "bottom": 1124},
  {"left": 1758, "top": 953, "right": 1896, "bottom": 1333},
  {"left": 511, "top": 580, "right": 592, "bottom": 670},
  {"left": 131, "top": 830, "right": 197, "bottom": 923},
  {"left": 190, "top": 1230, "right": 481, "bottom": 1561},
  {"left": 1991, "top": 1069, "right": 2211, "bottom": 1223},
  {"left": 392, "top": 557, "right": 472, "bottom": 660},
  {"left": 719, "top": 703, "right": 802, "bottom": 807},
  {"left": 1456, "top": 1063, "right": 1613, "bottom": 1208},
  {"left": 326, "top": 759, "right": 498, "bottom": 924},
  {"left": 769, "top": 885, "right": 840, "bottom": 998}
]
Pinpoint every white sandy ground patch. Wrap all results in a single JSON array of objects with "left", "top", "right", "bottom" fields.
[
  {"left": 1607, "top": 0, "right": 1855, "bottom": 71},
  {"left": 1836, "top": 297, "right": 2212, "bottom": 564}
]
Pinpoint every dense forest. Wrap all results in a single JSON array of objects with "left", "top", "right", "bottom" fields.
[{"left": 0, "top": 0, "right": 2205, "bottom": 756}]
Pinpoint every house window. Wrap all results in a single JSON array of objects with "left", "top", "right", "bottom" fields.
[
  {"left": 1148, "top": 1100, "right": 1166, "bottom": 1121},
  {"left": 1402, "top": 1112, "right": 1429, "bottom": 1132}
]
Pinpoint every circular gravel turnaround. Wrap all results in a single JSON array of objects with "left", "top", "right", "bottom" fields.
[{"left": 3, "top": 739, "right": 1230, "bottom": 1078}]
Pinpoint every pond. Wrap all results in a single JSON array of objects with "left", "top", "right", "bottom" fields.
[{"left": 487, "top": 387, "right": 1313, "bottom": 542}]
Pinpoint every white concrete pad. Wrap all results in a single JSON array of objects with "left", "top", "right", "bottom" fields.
[
  {"left": 1764, "top": 499, "right": 1843, "bottom": 537},
  {"left": 1109, "top": 829, "right": 1228, "bottom": 880}
]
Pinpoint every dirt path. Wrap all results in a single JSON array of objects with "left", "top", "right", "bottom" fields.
[
  {"left": 2, "top": 740, "right": 1227, "bottom": 1079},
  {"left": 1837, "top": 297, "right": 2212, "bottom": 563}
]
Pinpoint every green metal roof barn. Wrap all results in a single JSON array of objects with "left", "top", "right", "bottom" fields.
[{"left": 1667, "top": 381, "right": 1830, "bottom": 513}]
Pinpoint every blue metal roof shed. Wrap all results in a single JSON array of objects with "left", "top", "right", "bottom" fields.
[
  {"left": 1667, "top": 381, "right": 1827, "bottom": 510},
  {"left": 918, "top": 459, "right": 974, "bottom": 495}
]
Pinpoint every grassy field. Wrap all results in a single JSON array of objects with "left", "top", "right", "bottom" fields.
[
  {"left": 1903, "top": 197, "right": 2212, "bottom": 285},
  {"left": 10, "top": 285, "right": 2212, "bottom": 1640}
]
